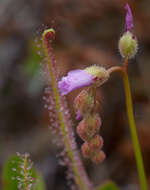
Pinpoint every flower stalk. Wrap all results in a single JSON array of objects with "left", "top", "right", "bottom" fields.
[{"left": 108, "top": 62, "right": 148, "bottom": 190}]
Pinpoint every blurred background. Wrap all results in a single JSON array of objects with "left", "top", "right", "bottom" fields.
[{"left": 0, "top": 0, "right": 150, "bottom": 189}]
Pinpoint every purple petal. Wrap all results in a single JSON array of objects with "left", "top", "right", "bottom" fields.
[
  {"left": 76, "top": 110, "right": 82, "bottom": 120},
  {"left": 58, "top": 69, "right": 93, "bottom": 95},
  {"left": 125, "top": 3, "right": 134, "bottom": 31}
]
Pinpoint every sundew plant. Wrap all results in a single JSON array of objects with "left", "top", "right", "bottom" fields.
[
  {"left": 40, "top": 3, "right": 148, "bottom": 190},
  {"left": 2, "top": 3, "right": 142, "bottom": 190},
  {"left": 2, "top": 153, "right": 44, "bottom": 190},
  {"left": 2, "top": 3, "right": 148, "bottom": 190}
]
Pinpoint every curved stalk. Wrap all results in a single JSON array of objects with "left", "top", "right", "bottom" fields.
[
  {"left": 42, "top": 29, "right": 93, "bottom": 190},
  {"left": 108, "top": 66, "right": 148, "bottom": 190}
]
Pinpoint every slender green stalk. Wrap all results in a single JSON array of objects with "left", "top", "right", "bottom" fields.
[
  {"left": 24, "top": 154, "right": 28, "bottom": 190},
  {"left": 122, "top": 70, "right": 147, "bottom": 190},
  {"left": 42, "top": 29, "right": 93, "bottom": 190},
  {"left": 108, "top": 66, "right": 148, "bottom": 190}
]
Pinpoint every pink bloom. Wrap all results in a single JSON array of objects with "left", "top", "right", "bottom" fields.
[
  {"left": 58, "top": 69, "right": 93, "bottom": 95},
  {"left": 125, "top": 3, "right": 134, "bottom": 31}
]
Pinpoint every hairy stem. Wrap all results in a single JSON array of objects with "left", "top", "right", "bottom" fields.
[
  {"left": 24, "top": 154, "right": 28, "bottom": 190},
  {"left": 108, "top": 66, "right": 148, "bottom": 190},
  {"left": 42, "top": 29, "right": 93, "bottom": 190}
]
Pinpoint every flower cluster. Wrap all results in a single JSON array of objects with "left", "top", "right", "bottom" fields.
[
  {"left": 40, "top": 3, "right": 148, "bottom": 190},
  {"left": 59, "top": 65, "right": 109, "bottom": 163},
  {"left": 76, "top": 109, "right": 105, "bottom": 163},
  {"left": 58, "top": 3, "right": 137, "bottom": 164},
  {"left": 74, "top": 86, "right": 105, "bottom": 164}
]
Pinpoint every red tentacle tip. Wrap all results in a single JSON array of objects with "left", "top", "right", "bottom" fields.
[{"left": 42, "top": 28, "right": 55, "bottom": 41}]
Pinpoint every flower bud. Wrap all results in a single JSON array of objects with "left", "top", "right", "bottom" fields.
[
  {"left": 85, "top": 66, "right": 109, "bottom": 87},
  {"left": 74, "top": 90, "right": 94, "bottom": 119},
  {"left": 119, "top": 31, "right": 138, "bottom": 59},
  {"left": 91, "top": 151, "right": 105, "bottom": 164},
  {"left": 81, "top": 142, "right": 91, "bottom": 158},
  {"left": 88, "top": 134, "right": 103, "bottom": 150},
  {"left": 77, "top": 114, "right": 101, "bottom": 141},
  {"left": 81, "top": 135, "right": 103, "bottom": 158}
]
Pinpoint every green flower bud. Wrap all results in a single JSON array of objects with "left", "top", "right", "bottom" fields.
[
  {"left": 85, "top": 66, "right": 109, "bottom": 87},
  {"left": 119, "top": 31, "right": 138, "bottom": 59}
]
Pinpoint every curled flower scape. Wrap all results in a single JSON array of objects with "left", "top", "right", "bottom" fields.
[
  {"left": 125, "top": 3, "right": 134, "bottom": 31},
  {"left": 58, "top": 69, "right": 93, "bottom": 95}
]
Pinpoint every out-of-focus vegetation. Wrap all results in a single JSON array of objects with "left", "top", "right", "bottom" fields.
[{"left": 0, "top": 0, "right": 150, "bottom": 189}]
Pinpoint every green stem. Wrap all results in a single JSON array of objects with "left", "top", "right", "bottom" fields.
[
  {"left": 122, "top": 70, "right": 148, "bottom": 190},
  {"left": 108, "top": 66, "right": 148, "bottom": 190},
  {"left": 24, "top": 154, "right": 28, "bottom": 190},
  {"left": 42, "top": 29, "right": 93, "bottom": 190}
]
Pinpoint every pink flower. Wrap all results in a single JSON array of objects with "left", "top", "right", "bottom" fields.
[
  {"left": 125, "top": 3, "right": 134, "bottom": 31},
  {"left": 58, "top": 69, "right": 93, "bottom": 95}
]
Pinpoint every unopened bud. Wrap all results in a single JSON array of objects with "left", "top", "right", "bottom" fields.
[
  {"left": 119, "top": 31, "right": 138, "bottom": 59},
  {"left": 85, "top": 66, "right": 109, "bottom": 87},
  {"left": 88, "top": 134, "right": 103, "bottom": 150},
  {"left": 81, "top": 142, "right": 91, "bottom": 158},
  {"left": 74, "top": 90, "right": 94, "bottom": 118},
  {"left": 81, "top": 135, "right": 104, "bottom": 158},
  {"left": 77, "top": 114, "right": 101, "bottom": 141},
  {"left": 91, "top": 151, "right": 105, "bottom": 164}
]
